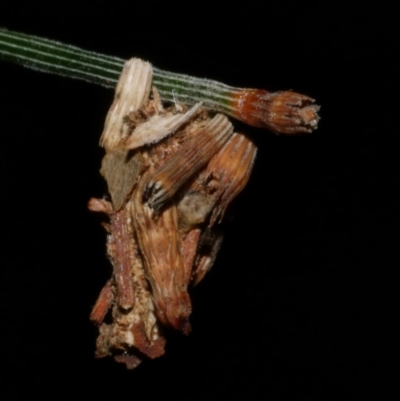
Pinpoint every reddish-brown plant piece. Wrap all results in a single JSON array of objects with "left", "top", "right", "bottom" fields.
[{"left": 230, "top": 89, "right": 320, "bottom": 134}]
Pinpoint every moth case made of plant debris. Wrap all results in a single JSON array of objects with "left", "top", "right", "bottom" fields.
[{"left": 89, "top": 58, "right": 256, "bottom": 368}]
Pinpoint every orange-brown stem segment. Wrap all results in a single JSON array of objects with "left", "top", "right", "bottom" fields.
[{"left": 230, "top": 89, "right": 320, "bottom": 134}]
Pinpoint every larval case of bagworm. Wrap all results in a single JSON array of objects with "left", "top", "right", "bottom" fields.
[{"left": 89, "top": 58, "right": 257, "bottom": 368}]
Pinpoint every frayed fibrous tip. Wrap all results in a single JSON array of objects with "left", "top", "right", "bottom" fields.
[{"left": 233, "top": 89, "right": 320, "bottom": 134}]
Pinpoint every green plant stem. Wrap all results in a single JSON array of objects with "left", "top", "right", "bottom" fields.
[{"left": 0, "top": 28, "right": 236, "bottom": 114}]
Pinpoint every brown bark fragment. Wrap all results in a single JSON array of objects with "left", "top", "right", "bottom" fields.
[
  {"left": 131, "top": 190, "right": 192, "bottom": 334},
  {"left": 90, "top": 279, "right": 114, "bottom": 325},
  {"left": 108, "top": 209, "right": 136, "bottom": 310},
  {"left": 207, "top": 133, "right": 257, "bottom": 225},
  {"left": 87, "top": 197, "right": 113, "bottom": 214},
  {"left": 131, "top": 321, "right": 166, "bottom": 359}
]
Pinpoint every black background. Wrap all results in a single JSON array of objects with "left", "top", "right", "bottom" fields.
[{"left": 0, "top": 2, "right": 398, "bottom": 399}]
